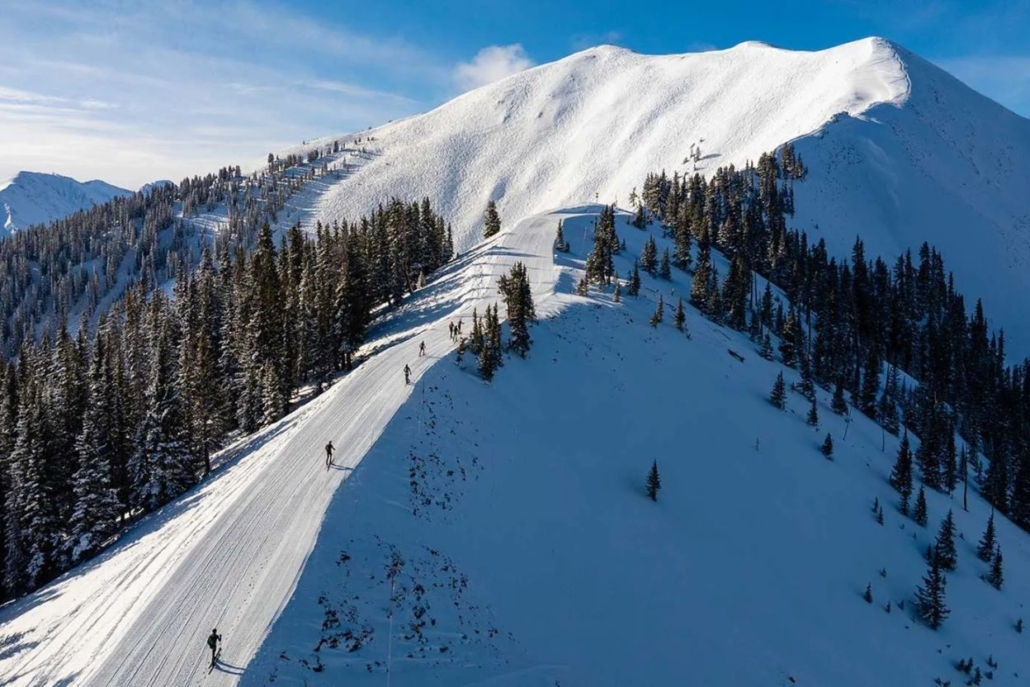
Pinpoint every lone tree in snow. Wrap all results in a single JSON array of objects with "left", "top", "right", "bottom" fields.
[
  {"left": 770, "top": 372, "right": 786, "bottom": 409},
  {"left": 806, "top": 396, "right": 819, "bottom": 427},
  {"left": 627, "top": 260, "right": 641, "bottom": 297},
  {"left": 988, "top": 545, "right": 1004, "bottom": 590},
  {"left": 977, "top": 511, "right": 997, "bottom": 562},
  {"left": 863, "top": 584, "right": 873, "bottom": 604},
  {"left": 821, "top": 433, "right": 834, "bottom": 458},
  {"left": 484, "top": 200, "right": 502, "bottom": 239},
  {"left": 890, "top": 432, "right": 914, "bottom": 514},
  {"left": 831, "top": 378, "right": 848, "bottom": 415},
  {"left": 659, "top": 248, "right": 672, "bottom": 280},
  {"left": 915, "top": 555, "right": 949, "bottom": 630},
  {"left": 934, "top": 510, "right": 957, "bottom": 571},
  {"left": 674, "top": 297, "right": 686, "bottom": 332},
  {"left": 647, "top": 460, "right": 662, "bottom": 501},
  {"left": 913, "top": 486, "right": 928, "bottom": 527},
  {"left": 554, "top": 219, "right": 569, "bottom": 252},
  {"left": 650, "top": 294, "right": 664, "bottom": 328}
]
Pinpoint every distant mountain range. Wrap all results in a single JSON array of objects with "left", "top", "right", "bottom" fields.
[{"left": 0, "top": 171, "right": 132, "bottom": 238}]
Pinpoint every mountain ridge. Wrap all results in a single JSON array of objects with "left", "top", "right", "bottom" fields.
[{"left": 0, "top": 171, "right": 131, "bottom": 237}]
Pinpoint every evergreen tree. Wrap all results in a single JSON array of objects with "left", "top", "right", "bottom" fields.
[
  {"left": 821, "top": 433, "right": 834, "bottom": 458},
  {"left": 863, "top": 584, "right": 873, "bottom": 603},
  {"left": 760, "top": 332, "right": 773, "bottom": 361},
  {"left": 770, "top": 372, "right": 786, "bottom": 409},
  {"left": 627, "top": 261, "right": 641, "bottom": 297},
  {"left": 915, "top": 555, "right": 949, "bottom": 630},
  {"left": 650, "top": 294, "right": 664, "bottom": 328},
  {"left": 977, "top": 511, "right": 997, "bottom": 562},
  {"left": 674, "top": 297, "right": 686, "bottom": 332},
  {"left": 498, "top": 261, "right": 536, "bottom": 357},
  {"left": 646, "top": 460, "right": 661, "bottom": 501},
  {"left": 641, "top": 236, "right": 658, "bottom": 276},
  {"left": 913, "top": 486, "right": 928, "bottom": 526},
  {"left": 934, "top": 510, "right": 957, "bottom": 571},
  {"left": 988, "top": 545, "right": 1004, "bottom": 590},
  {"left": 831, "top": 378, "right": 848, "bottom": 415},
  {"left": 659, "top": 248, "right": 672, "bottom": 280},
  {"left": 613, "top": 275, "right": 622, "bottom": 303},
  {"left": 554, "top": 219, "right": 569, "bottom": 252},
  {"left": 483, "top": 200, "right": 501, "bottom": 239},
  {"left": 807, "top": 396, "right": 819, "bottom": 427},
  {"left": 889, "top": 432, "right": 914, "bottom": 513}
]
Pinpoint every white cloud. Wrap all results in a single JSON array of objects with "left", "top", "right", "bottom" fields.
[{"left": 454, "top": 45, "right": 535, "bottom": 92}]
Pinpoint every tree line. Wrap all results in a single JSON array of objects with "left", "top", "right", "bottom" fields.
[{"left": 0, "top": 197, "right": 453, "bottom": 601}]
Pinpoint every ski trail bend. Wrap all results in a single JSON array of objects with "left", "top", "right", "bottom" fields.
[{"left": 0, "top": 207, "right": 576, "bottom": 686}]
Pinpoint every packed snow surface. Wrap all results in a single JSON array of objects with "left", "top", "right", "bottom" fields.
[
  {"left": 0, "top": 171, "right": 131, "bottom": 237},
  {"left": 312, "top": 36, "right": 1030, "bottom": 353}
]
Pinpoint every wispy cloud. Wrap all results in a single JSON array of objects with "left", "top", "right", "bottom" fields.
[
  {"left": 0, "top": 0, "right": 450, "bottom": 187},
  {"left": 454, "top": 45, "right": 535, "bottom": 93}
]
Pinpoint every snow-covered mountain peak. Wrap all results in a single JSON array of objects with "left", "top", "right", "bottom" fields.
[{"left": 0, "top": 171, "right": 131, "bottom": 238}]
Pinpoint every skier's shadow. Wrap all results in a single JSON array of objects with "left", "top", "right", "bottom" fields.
[{"left": 214, "top": 659, "right": 245, "bottom": 675}]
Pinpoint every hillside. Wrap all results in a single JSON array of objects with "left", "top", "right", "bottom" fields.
[
  {"left": 0, "top": 171, "right": 131, "bottom": 237},
  {"left": 307, "top": 37, "right": 1030, "bottom": 353}
]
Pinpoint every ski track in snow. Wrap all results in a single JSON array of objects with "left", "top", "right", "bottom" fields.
[{"left": 0, "top": 206, "right": 572, "bottom": 686}]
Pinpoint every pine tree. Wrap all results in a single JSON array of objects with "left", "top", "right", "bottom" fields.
[
  {"left": 627, "top": 261, "right": 641, "bottom": 297},
  {"left": 915, "top": 555, "right": 949, "bottom": 630},
  {"left": 674, "top": 297, "right": 686, "bottom": 332},
  {"left": 641, "top": 236, "right": 658, "bottom": 276},
  {"left": 831, "top": 377, "right": 848, "bottom": 415},
  {"left": 889, "top": 432, "right": 914, "bottom": 514},
  {"left": 863, "top": 584, "right": 873, "bottom": 604},
  {"left": 807, "top": 396, "right": 819, "bottom": 427},
  {"left": 977, "top": 511, "right": 997, "bottom": 562},
  {"left": 646, "top": 460, "right": 661, "bottom": 502},
  {"left": 483, "top": 200, "right": 502, "bottom": 239},
  {"left": 934, "top": 510, "right": 957, "bottom": 571},
  {"left": 913, "top": 486, "right": 928, "bottom": 527},
  {"left": 770, "top": 372, "right": 786, "bottom": 409},
  {"left": 760, "top": 332, "right": 774, "bottom": 361},
  {"left": 613, "top": 274, "right": 622, "bottom": 303},
  {"left": 659, "top": 248, "right": 672, "bottom": 280},
  {"left": 554, "top": 219, "right": 569, "bottom": 252},
  {"left": 988, "top": 545, "right": 1004, "bottom": 590},
  {"left": 498, "top": 261, "right": 536, "bottom": 358},
  {"left": 821, "top": 433, "right": 834, "bottom": 458},
  {"left": 650, "top": 294, "right": 664, "bottom": 328}
]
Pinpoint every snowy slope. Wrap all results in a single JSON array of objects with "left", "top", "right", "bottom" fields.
[
  {"left": 0, "top": 171, "right": 131, "bottom": 237},
  {"left": 0, "top": 203, "right": 565, "bottom": 686},
  {"left": 241, "top": 211, "right": 1030, "bottom": 686},
  {"left": 310, "top": 37, "right": 1030, "bottom": 352}
]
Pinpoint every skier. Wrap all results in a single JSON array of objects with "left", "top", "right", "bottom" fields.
[
  {"left": 419, "top": 340, "right": 426, "bottom": 357},
  {"left": 404, "top": 364, "right": 411, "bottom": 385},
  {"left": 448, "top": 322, "right": 454, "bottom": 340},
  {"left": 325, "top": 440, "right": 335, "bottom": 469},
  {"left": 207, "top": 628, "right": 221, "bottom": 669}
]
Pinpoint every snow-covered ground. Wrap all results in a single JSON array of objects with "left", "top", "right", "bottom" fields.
[
  {"left": 246, "top": 211, "right": 1030, "bottom": 687},
  {"left": 0, "top": 204, "right": 566, "bottom": 686},
  {"left": 0, "top": 171, "right": 131, "bottom": 237},
  {"left": 305, "top": 37, "right": 1030, "bottom": 353}
]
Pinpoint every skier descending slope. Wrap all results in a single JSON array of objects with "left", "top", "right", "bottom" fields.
[
  {"left": 207, "top": 629, "right": 221, "bottom": 670},
  {"left": 419, "top": 340, "right": 427, "bottom": 357},
  {"left": 404, "top": 364, "right": 411, "bottom": 385},
  {"left": 325, "top": 441, "right": 335, "bottom": 469}
]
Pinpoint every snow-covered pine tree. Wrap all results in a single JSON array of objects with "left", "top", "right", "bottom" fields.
[
  {"left": 889, "top": 432, "right": 914, "bottom": 514},
  {"left": 650, "top": 294, "right": 664, "bottom": 328},
  {"left": 915, "top": 555, "right": 949, "bottom": 630},
  {"left": 641, "top": 236, "right": 658, "bottom": 277},
  {"left": 483, "top": 200, "right": 501, "bottom": 239},
  {"left": 66, "top": 335, "right": 121, "bottom": 565},
  {"left": 913, "top": 486, "right": 928, "bottom": 527},
  {"left": 821, "top": 433, "right": 834, "bottom": 458},
  {"left": 659, "top": 248, "right": 672, "bottom": 280},
  {"left": 934, "top": 510, "right": 957, "bottom": 571},
  {"left": 646, "top": 460, "right": 661, "bottom": 502},
  {"left": 674, "top": 297, "right": 686, "bottom": 332},
  {"left": 498, "top": 261, "right": 536, "bottom": 357},
  {"left": 770, "top": 372, "right": 786, "bottom": 409},
  {"left": 988, "top": 545, "right": 1004, "bottom": 589},
  {"left": 628, "top": 261, "right": 641, "bottom": 297},
  {"left": 977, "top": 511, "right": 997, "bottom": 562}
]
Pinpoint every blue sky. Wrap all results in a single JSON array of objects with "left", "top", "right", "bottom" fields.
[{"left": 1, "top": 0, "right": 1027, "bottom": 188}]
